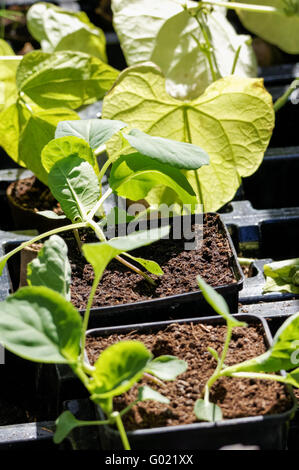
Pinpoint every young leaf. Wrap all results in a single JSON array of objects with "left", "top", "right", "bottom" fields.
[
  {"left": 197, "top": 276, "right": 246, "bottom": 328},
  {"left": 102, "top": 65, "right": 274, "bottom": 211},
  {"left": 146, "top": 356, "right": 187, "bottom": 380},
  {"left": 27, "top": 2, "right": 107, "bottom": 61},
  {"left": 54, "top": 411, "right": 81, "bottom": 444},
  {"left": 223, "top": 312, "right": 299, "bottom": 375},
  {"left": 236, "top": 0, "right": 299, "bottom": 54},
  {"left": 38, "top": 211, "right": 67, "bottom": 220},
  {"left": 0, "top": 101, "right": 79, "bottom": 184},
  {"left": 194, "top": 399, "right": 223, "bottom": 422},
  {"left": 0, "top": 39, "right": 15, "bottom": 55},
  {"left": 123, "top": 253, "right": 164, "bottom": 276},
  {"left": 89, "top": 341, "right": 152, "bottom": 399},
  {"left": 0, "top": 56, "right": 21, "bottom": 112},
  {"left": 123, "top": 129, "right": 209, "bottom": 170},
  {"left": 42, "top": 136, "right": 99, "bottom": 177},
  {"left": 82, "top": 225, "right": 170, "bottom": 280},
  {"left": 109, "top": 152, "right": 198, "bottom": 208},
  {"left": 0, "top": 286, "right": 82, "bottom": 363},
  {"left": 137, "top": 385, "right": 170, "bottom": 404},
  {"left": 27, "top": 235, "right": 71, "bottom": 301},
  {"left": 16, "top": 50, "right": 118, "bottom": 109},
  {"left": 47, "top": 156, "right": 100, "bottom": 222},
  {"left": 285, "top": 368, "right": 299, "bottom": 388},
  {"left": 55, "top": 119, "right": 127, "bottom": 150},
  {"left": 263, "top": 259, "right": 299, "bottom": 295}
]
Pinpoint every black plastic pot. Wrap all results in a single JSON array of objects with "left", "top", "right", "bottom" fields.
[
  {"left": 1, "top": 213, "right": 244, "bottom": 327},
  {"left": 0, "top": 421, "right": 57, "bottom": 450},
  {"left": 85, "top": 314, "right": 296, "bottom": 450},
  {"left": 267, "top": 85, "right": 298, "bottom": 148},
  {"left": 241, "top": 146, "right": 299, "bottom": 210}
]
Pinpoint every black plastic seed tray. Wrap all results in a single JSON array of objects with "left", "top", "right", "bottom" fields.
[
  {"left": 259, "top": 63, "right": 299, "bottom": 87},
  {"left": 0, "top": 421, "right": 57, "bottom": 450}
]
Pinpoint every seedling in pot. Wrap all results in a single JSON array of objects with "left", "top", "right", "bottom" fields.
[
  {"left": 0, "top": 235, "right": 187, "bottom": 450},
  {"left": 0, "top": 118, "right": 210, "bottom": 288},
  {"left": 194, "top": 276, "right": 299, "bottom": 422}
]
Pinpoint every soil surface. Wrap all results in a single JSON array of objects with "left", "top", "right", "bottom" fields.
[
  {"left": 9, "top": 176, "right": 63, "bottom": 215},
  {"left": 68, "top": 214, "right": 237, "bottom": 310},
  {"left": 86, "top": 322, "right": 292, "bottom": 430}
]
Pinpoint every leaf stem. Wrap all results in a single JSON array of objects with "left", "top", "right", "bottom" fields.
[
  {"left": 0, "top": 221, "right": 87, "bottom": 273},
  {"left": 200, "top": 1, "right": 282, "bottom": 14},
  {"left": 274, "top": 78, "right": 299, "bottom": 112},
  {"left": 111, "top": 411, "right": 131, "bottom": 450},
  {"left": 231, "top": 45, "right": 242, "bottom": 75},
  {"left": 205, "top": 324, "right": 233, "bottom": 391},
  {"left": 88, "top": 187, "right": 113, "bottom": 219},
  {"left": 80, "top": 273, "right": 101, "bottom": 363}
]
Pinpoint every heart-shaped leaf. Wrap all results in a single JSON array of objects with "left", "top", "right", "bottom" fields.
[
  {"left": 102, "top": 64, "right": 274, "bottom": 211},
  {"left": 146, "top": 356, "right": 187, "bottom": 380}
]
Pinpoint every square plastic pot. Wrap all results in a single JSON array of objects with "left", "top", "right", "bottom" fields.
[
  {"left": 1, "top": 213, "right": 244, "bottom": 328},
  {"left": 86, "top": 314, "right": 297, "bottom": 450}
]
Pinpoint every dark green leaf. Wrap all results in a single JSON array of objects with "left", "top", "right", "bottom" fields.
[
  {"left": 47, "top": 156, "right": 100, "bottom": 222},
  {"left": 54, "top": 411, "right": 81, "bottom": 444},
  {"left": 0, "top": 286, "right": 82, "bottom": 363}
]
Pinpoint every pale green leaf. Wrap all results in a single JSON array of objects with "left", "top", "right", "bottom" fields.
[
  {"left": 0, "top": 39, "right": 15, "bottom": 55},
  {"left": 263, "top": 258, "right": 299, "bottom": 294},
  {"left": 285, "top": 368, "right": 299, "bottom": 388},
  {"left": 82, "top": 225, "right": 170, "bottom": 280},
  {"left": 16, "top": 50, "right": 118, "bottom": 109},
  {"left": 194, "top": 399, "right": 223, "bottom": 422},
  {"left": 47, "top": 156, "right": 100, "bottom": 222},
  {"left": 223, "top": 312, "right": 299, "bottom": 375},
  {"left": 102, "top": 65, "right": 274, "bottom": 212},
  {"left": 124, "top": 129, "right": 210, "bottom": 169},
  {"left": 27, "top": 235, "right": 71, "bottom": 301},
  {"left": 0, "top": 56, "right": 21, "bottom": 112},
  {"left": 42, "top": 136, "right": 99, "bottom": 177},
  {"left": 55, "top": 119, "right": 127, "bottom": 150},
  {"left": 0, "top": 286, "right": 82, "bottom": 363},
  {"left": 197, "top": 276, "right": 246, "bottom": 327},
  {"left": 146, "top": 356, "right": 187, "bottom": 380},
  {"left": 38, "top": 211, "right": 67, "bottom": 220},
  {"left": 27, "top": 2, "right": 107, "bottom": 61},
  {"left": 90, "top": 341, "right": 152, "bottom": 399},
  {"left": 0, "top": 101, "right": 79, "bottom": 184},
  {"left": 236, "top": 0, "right": 299, "bottom": 54},
  {"left": 137, "top": 385, "right": 170, "bottom": 404},
  {"left": 124, "top": 253, "right": 164, "bottom": 276}
]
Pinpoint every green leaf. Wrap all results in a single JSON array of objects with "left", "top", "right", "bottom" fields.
[
  {"left": 0, "top": 286, "right": 82, "bottom": 363},
  {"left": 102, "top": 64, "right": 274, "bottom": 212},
  {"left": 194, "top": 399, "right": 223, "bottom": 422},
  {"left": 197, "top": 276, "right": 246, "bottom": 328},
  {"left": 109, "top": 152, "right": 198, "bottom": 208},
  {"left": 123, "top": 253, "right": 164, "bottom": 276},
  {"left": 124, "top": 129, "right": 209, "bottom": 170},
  {"left": 137, "top": 385, "right": 170, "bottom": 404},
  {"left": 0, "top": 57, "right": 21, "bottom": 112},
  {"left": 0, "top": 101, "right": 79, "bottom": 184},
  {"left": 112, "top": 0, "right": 257, "bottom": 100},
  {"left": 55, "top": 119, "right": 127, "bottom": 150},
  {"left": 16, "top": 50, "right": 118, "bottom": 109},
  {"left": 38, "top": 211, "right": 67, "bottom": 220},
  {"left": 42, "top": 136, "right": 99, "bottom": 177},
  {"left": 27, "top": 2, "right": 107, "bottom": 61},
  {"left": 236, "top": 0, "right": 299, "bottom": 54},
  {"left": 146, "top": 356, "right": 187, "bottom": 380},
  {"left": 263, "top": 258, "right": 299, "bottom": 294},
  {"left": 0, "top": 39, "right": 15, "bottom": 55},
  {"left": 27, "top": 235, "right": 71, "bottom": 301},
  {"left": 54, "top": 411, "right": 80, "bottom": 444},
  {"left": 223, "top": 312, "right": 299, "bottom": 375},
  {"left": 82, "top": 225, "right": 170, "bottom": 280},
  {"left": 285, "top": 367, "right": 299, "bottom": 388},
  {"left": 47, "top": 156, "right": 100, "bottom": 222},
  {"left": 90, "top": 341, "right": 152, "bottom": 399}
]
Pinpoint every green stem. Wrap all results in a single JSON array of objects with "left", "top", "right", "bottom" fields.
[
  {"left": 88, "top": 187, "right": 113, "bottom": 219},
  {"left": 224, "top": 371, "right": 289, "bottom": 384},
  {"left": 231, "top": 45, "right": 242, "bottom": 75},
  {"left": 80, "top": 273, "right": 101, "bottom": 363},
  {"left": 274, "top": 78, "right": 299, "bottom": 112},
  {"left": 200, "top": 0, "right": 282, "bottom": 14},
  {"left": 182, "top": 106, "right": 205, "bottom": 211},
  {"left": 111, "top": 411, "right": 131, "bottom": 450},
  {"left": 238, "top": 257, "right": 255, "bottom": 266},
  {"left": 119, "top": 400, "right": 139, "bottom": 418},
  {"left": 206, "top": 324, "right": 233, "bottom": 391},
  {"left": 98, "top": 159, "right": 112, "bottom": 183},
  {"left": 0, "top": 221, "right": 87, "bottom": 271}
]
